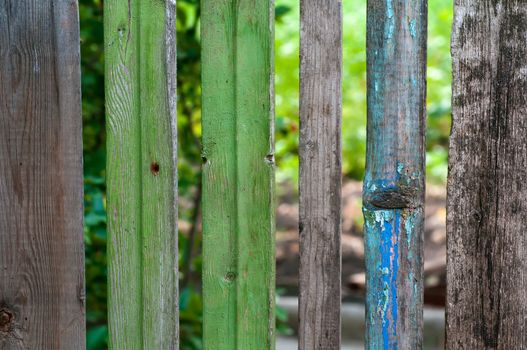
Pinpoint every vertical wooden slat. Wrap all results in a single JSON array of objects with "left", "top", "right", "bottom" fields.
[
  {"left": 447, "top": 1, "right": 527, "bottom": 348},
  {"left": 0, "top": 1, "right": 85, "bottom": 348},
  {"left": 363, "top": 0, "right": 427, "bottom": 348},
  {"left": 105, "top": 0, "right": 178, "bottom": 348},
  {"left": 298, "top": 0, "right": 342, "bottom": 348},
  {"left": 201, "top": 0, "right": 275, "bottom": 348}
]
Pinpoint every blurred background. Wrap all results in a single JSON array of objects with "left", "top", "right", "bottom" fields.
[{"left": 81, "top": 0, "right": 452, "bottom": 348}]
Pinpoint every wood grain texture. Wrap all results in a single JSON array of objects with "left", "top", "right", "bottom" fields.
[
  {"left": 105, "top": 0, "right": 178, "bottom": 348},
  {"left": 364, "top": 0, "right": 427, "bottom": 348},
  {"left": 447, "top": 1, "right": 527, "bottom": 348},
  {"left": 0, "top": 0, "right": 85, "bottom": 348},
  {"left": 201, "top": 0, "right": 275, "bottom": 349},
  {"left": 298, "top": 0, "right": 342, "bottom": 349}
]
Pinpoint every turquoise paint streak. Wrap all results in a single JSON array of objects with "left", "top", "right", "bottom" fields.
[
  {"left": 409, "top": 19, "right": 417, "bottom": 38},
  {"left": 364, "top": 161, "right": 424, "bottom": 348},
  {"left": 364, "top": 205, "right": 422, "bottom": 349},
  {"left": 365, "top": 209, "right": 400, "bottom": 349},
  {"left": 385, "top": 0, "right": 395, "bottom": 40}
]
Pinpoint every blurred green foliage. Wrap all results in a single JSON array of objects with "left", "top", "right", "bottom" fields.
[
  {"left": 81, "top": 0, "right": 452, "bottom": 348},
  {"left": 275, "top": 0, "right": 453, "bottom": 186},
  {"left": 80, "top": 1, "right": 107, "bottom": 348}
]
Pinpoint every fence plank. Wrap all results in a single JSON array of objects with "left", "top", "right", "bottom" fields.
[
  {"left": 201, "top": 0, "right": 275, "bottom": 348},
  {"left": 363, "top": 0, "right": 427, "bottom": 348},
  {"left": 299, "top": 0, "right": 342, "bottom": 348},
  {"left": 105, "top": 0, "right": 178, "bottom": 348},
  {"left": 0, "top": 1, "right": 85, "bottom": 348},
  {"left": 447, "top": 2, "right": 527, "bottom": 348}
]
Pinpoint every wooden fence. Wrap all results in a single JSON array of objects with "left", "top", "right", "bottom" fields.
[{"left": 1, "top": 0, "right": 526, "bottom": 349}]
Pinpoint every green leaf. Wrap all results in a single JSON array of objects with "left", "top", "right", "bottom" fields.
[{"left": 86, "top": 325, "right": 108, "bottom": 350}]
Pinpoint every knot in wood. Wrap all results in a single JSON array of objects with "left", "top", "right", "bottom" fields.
[
  {"left": 224, "top": 272, "right": 236, "bottom": 283},
  {"left": 364, "top": 186, "right": 421, "bottom": 209},
  {"left": 0, "top": 309, "right": 13, "bottom": 332}
]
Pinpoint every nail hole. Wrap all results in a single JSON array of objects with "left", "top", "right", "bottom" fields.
[{"left": 150, "top": 162, "right": 160, "bottom": 175}]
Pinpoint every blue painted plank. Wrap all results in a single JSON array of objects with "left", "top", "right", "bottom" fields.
[{"left": 363, "top": 0, "right": 427, "bottom": 348}]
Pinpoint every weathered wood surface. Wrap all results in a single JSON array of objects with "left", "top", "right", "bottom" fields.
[
  {"left": 298, "top": 0, "right": 342, "bottom": 349},
  {"left": 201, "top": 0, "right": 275, "bottom": 349},
  {"left": 0, "top": 1, "right": 85, "bottom": 348},
  {"left": 105, "top": 0, "right": 178, "bottom": 348},
  {"left": 447, "top": 1, "right": 527, "bottom": 348},
  {"left": 363, "top": 0, "right": 427, "bottom": 348}
]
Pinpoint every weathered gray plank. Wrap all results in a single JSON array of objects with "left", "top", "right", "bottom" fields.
[
  {"left": 0, "top": 1, "right": 85, "bottom": 348},
  {"left": 298, "top": 0, "right": 342, "bottom": 348},
  {"left": 447, "top": 1, "right": 527, "bottom": 348},
  {"left": 363, "top": 0, "right": 427, "bottom": 348}
]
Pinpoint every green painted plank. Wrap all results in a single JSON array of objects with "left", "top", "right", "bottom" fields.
[
  {"left": 201, "top": 0, "right": 275, "bottom": 349},
  {"left": 105, "top": 0, "right": 178, "bottom": 348}
]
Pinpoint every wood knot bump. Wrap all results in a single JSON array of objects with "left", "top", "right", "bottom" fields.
[
  {"left": 224, "top": 272, "right": 236, "bottom": 283},
  {"left": 265, "top": 153, "right": 275, "bottom": 165},
  {"left": 0, "top": 309, "right": 13, "bottom": 332}
]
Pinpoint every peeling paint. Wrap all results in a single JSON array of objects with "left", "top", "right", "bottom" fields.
[
  {"left": 396, "top": 162, "right": 404, "bottom": 175},
  {"left": 385, "top": 0, "right": 395, "bottom": 40},
  {"left": 409, "top": 19, "right": 417, "bottom": 38},
  {"left": 365, "top": 209, "right": 401, "bottom": 349},
  {"left": 405, "top": 211, "right": 417, "bottom": 245}
]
